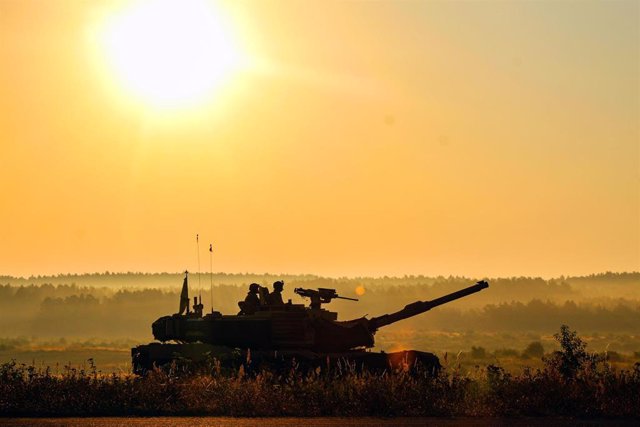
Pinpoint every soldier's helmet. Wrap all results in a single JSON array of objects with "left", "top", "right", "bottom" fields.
[
  {"left": 273, "top": 280, "right": 284, "bottom": 291},
  {"left": 249, "top": 283, "right": 260, "bottom": 293}
]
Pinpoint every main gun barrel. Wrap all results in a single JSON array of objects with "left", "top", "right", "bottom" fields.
[{"left": 367, "top": 280, "right": 489, "bottom": 331}]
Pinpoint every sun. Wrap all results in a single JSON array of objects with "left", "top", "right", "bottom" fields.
[{"left": 99, "top": 0, "right": 240, "bottom": 109}]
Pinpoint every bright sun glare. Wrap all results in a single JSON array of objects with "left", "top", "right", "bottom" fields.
[{"left": 100, "top": 0, "right": 240, "bottom": 108}]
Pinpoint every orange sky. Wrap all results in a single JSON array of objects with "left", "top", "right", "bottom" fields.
[{"left": 1, "top": 0, "right": 638, "bottom": 278}]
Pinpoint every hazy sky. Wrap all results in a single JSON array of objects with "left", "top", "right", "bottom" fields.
[{"left": 1, "top": 0, "right": 638, "bottom": 278}]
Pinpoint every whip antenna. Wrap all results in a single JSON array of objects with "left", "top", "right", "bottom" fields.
[
  {"left": 209, "top": 243, "right": 213, "bottom": 312},
  {"left": 196, "top": 234, "right": 201, "bottom": 301}
]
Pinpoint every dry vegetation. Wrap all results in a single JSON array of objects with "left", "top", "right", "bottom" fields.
[{"left": 1, "top": 326, "right": 638, "bottom": 417}]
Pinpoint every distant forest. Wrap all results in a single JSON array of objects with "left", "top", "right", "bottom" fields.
[{"left": 0, "top": 272, "right": 638, "bottom": 342}]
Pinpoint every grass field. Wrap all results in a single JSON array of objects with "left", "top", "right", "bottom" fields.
[
  {"left": 2, "top": 332, "right": 639, "bottom": 375},
  {"left": 1, "top": 326, "right": 639, "bottom": 418}
]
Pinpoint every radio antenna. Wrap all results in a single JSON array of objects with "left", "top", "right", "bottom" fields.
[
  {"left": 209, "top": 243, "right": 213, "bottom": 312},
  {"left": 196, "top": 234, "right": 201, "bottom": 301}
]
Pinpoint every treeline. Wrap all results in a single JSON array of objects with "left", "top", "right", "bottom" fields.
[
  {"left": 0, "top": 272, "right": 637, "bottom": 340},
  {"left": 0, "top": 281, "right": 639, "bottom": 340},
  {"left": 2, "top": 272, "right": 638, "bottom": 313},
  {"left": 2, "top": 271, "right": 638, "bottom": 305},
  {"left": 0, "top": 272, "right": 319, "bottom": 290},
  {"left": 396, "top": 299, "right": 640, "bottom": 333}
]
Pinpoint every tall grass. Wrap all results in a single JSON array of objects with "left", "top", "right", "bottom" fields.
[{"left": 1, "top": 326, "right": 639, "bottom": 417}]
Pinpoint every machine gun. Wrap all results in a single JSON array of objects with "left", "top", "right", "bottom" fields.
[{"left": 294, "top": 287, "right": 358, "bottom": 309}]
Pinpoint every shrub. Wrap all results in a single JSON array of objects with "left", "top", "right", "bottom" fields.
[
  {"left": 522, "top": 341, "right": 544, "bottom": 359},
  {"left": 544, "top": 324, "right": 604, "bottom": 380}
]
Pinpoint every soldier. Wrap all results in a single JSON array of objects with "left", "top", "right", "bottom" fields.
[
  {"left": 267, "top": 280, "right": 285, "bottom": 306},
  {"left": 238, "top": 283, "right": 261, "bottom": 315}
]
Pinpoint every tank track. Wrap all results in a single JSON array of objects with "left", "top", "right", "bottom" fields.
[{"left": 131, "top": 343, "right": 440, "bottom": 375}]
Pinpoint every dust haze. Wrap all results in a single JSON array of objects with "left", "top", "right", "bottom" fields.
[{"left": 1, "top": 272, "right": 638, "bottom": 371}]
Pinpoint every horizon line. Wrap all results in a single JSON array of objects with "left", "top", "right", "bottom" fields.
[{"left": 1, "top": 270, "right": 638, "bottom": 282}]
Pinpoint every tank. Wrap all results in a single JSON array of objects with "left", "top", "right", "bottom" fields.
[{"left": 132, "top": 272, "right": 489, "bottom": 374}]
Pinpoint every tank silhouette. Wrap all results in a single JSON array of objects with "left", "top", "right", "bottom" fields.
[{"left": 132, "top": 272, "right": 489, "bottom": 374}]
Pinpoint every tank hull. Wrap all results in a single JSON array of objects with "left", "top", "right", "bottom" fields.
[
  {"left": 151, "top": 311, "right": 374, "bottom": 353},
  {"left": 131, "top": 343, "right": 440, "bottom": 375}
]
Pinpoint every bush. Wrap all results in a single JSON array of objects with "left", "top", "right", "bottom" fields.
[
  {"left": 522, "top": 341, "right": 544, "bottom": 359},
  {"left": 544, "top": 324, "right": 604, "bottom": 380}
]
